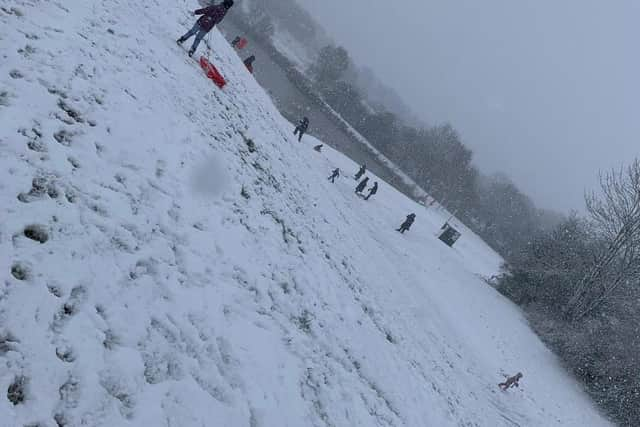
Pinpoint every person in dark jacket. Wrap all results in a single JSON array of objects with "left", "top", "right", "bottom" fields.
[
  {"left": 397, "top": 213, "right": 416, "bottom": 233},
  {"left": 313, "top": 144, "right": 323, "bottom": 152},
  {"left": 328, "top": 168, "right": 340, "bottom": 183},
  {"left": 243, "top": 55, "right": 255, "bottom": 73},
  {"left": 354, "top": 164, "right": 366, "bottom": 180},
  {"left": 293, "top": 117, "right": 309, "bottom": 142},
  {"left": 231, "top": 36, "right": 242, "bottom": 47},
  {"left": 177, "top": 0, "right": 234, "bottom": 57},
  {"left": 355, "top": 177, "right": 369, "bottom": 194},
  {"left": 364, "top": 182, "right": 378, "bottom": 200},
  {"left": 499, "top": 372, "right": 523, "bottom": 391}
]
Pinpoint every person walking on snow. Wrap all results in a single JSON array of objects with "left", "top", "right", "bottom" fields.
[
  {"left": 177, "top": 0, "right": 234, "bottom": 57},
  {"left": 498, "top": 373, "right": 523, "bottom": 390},
  {"left": 355, "top": 177, "right": 369, "bottom": 194},
  {"left": 364, "top": 182, "right": 378, "bottom": 200},
  {"left": 293, "top": 117, "right": 309, "bottom": 142},
  {"left": 397, "top": 213, "right": 416, "bottom": 233},
  {"left": 354, "top": 164, "right": 366, "bottom": 180},
  {"left": 243, "top": 55, "right": 255, "bottom": 73},
  {"left": 328, "top": 168, "right": 340, "bottom": 183}
]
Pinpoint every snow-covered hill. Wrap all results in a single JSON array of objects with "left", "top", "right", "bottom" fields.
[{"left": 0, "top": 1, "right": 611, "bottom": 426}]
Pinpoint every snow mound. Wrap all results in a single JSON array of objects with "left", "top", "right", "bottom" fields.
[{"left": 0, "top": 1, "right": 609, "bottom": 426}]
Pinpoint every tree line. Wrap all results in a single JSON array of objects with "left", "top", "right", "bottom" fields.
[
  {"left": 497, "top": 161, "right": 640, "bottom": 425},
  {"left": 309, "top": 44, "right": 554, "bottom": 258}
]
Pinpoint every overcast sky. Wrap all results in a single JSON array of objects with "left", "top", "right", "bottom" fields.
[{"left": 296, "top": 0, "right": 640, "bottom": 211}]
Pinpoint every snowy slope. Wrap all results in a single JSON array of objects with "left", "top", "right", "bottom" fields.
[{"left": 0, "top": 1, "right": 610, "bottom": 426}]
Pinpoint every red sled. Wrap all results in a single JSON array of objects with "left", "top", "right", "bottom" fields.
[
  {"left": 199, "top": 56, "right": 226, "bottom": 89},
  {"left": 237, "top": 38, "right": 248, "bottom": 50}
]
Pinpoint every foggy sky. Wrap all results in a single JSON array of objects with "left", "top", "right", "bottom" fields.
[{"left": 296, "top": 0, "right": 640, "bottom": 211}]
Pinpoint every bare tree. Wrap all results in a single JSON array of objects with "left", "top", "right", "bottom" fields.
[{"left": 564, "top": 159, "right": 640, "bottom": 321}]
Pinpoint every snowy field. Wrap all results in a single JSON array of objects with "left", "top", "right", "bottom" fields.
[{"left": 0, "top": 1, "right": 611, "bottom": 426}]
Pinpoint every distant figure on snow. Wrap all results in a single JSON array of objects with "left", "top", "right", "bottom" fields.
[
  {"left": 243, "top": 55, "right": 255, "bottom": 73},
  {"left": 328, "top": 168, "right": 340, "bottom": 183},
  {"left": 364, "top": 182, "right": 378, "bottom": 200},
  {"left": 313, "top": 144, "right": 323, "bottom": 152},
  {"left": 498, "top": 373, "right": 523, "bottom": 391},
  {"left": 354, "top": 164, "right": 366, "bottom": 180},
  {"left": 396, "top": 213, "right": 416, "bottom": 233},
  {"left": 355, "top": 177, "right": 369, "bottom": 194},
  {"left": 232, "top": 36, "right": 248, "bottom": 49},
  {"left": 177, "top": 0, "right": 234, "bottom": 57},
  {"left": 293, "top": 116, "right": 309, "bottom": 142}
]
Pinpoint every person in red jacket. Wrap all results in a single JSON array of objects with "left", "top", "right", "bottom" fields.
[{"left": 177, "top": 0, "right": 234, "bottom": 57}]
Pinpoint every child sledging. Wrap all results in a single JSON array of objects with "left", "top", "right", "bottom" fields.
[{"left": 177, "top": 0, "right": 234, "bottom": 57}]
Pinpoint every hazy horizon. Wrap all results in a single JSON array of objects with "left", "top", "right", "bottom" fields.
[{"left": 296, "top": 0, "right": 640, "bottom": 212}]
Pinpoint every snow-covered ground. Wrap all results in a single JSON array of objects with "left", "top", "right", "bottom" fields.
[
  {"left": 270, "top": 28, "right": 313, "bottom": 71},
  {"left": 0, "top": 1, "right": 611, "bottom": 426}
]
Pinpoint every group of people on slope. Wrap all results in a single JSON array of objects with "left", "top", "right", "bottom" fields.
[
  {"left": 328, "top": 161, "right": 415, "bottom": 232},
  {"left": 329, "top": 163, "right": 378, "bottom": 201},
  {"left": 316, "top": 132, "right": 418, "bottom": 233},
  {"left": 354, "top": 175, "right": 378, "bottom": 201}
]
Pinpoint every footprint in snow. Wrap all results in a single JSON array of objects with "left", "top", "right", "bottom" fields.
[
  {"left": 51, "top": 285, "right": 87, "bottom": 332},
  {"left": 55, "top": 343, "right": 76, "bottom": 363},
  {"left": 10, "top": 262, "right": 31, "bottom": 281},
  {"left": 17, "top": 176, "right": 59, "bottom": 203},
  {"left": 53, "top": 129, "right": 74, "bottom": 146},
  {"left": 23, "top": 224, "right": 49, "bottom": 243}
]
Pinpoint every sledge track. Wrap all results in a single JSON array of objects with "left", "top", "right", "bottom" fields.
[{"left": 0, "top": 1, "right": 611, "bottom": 426}]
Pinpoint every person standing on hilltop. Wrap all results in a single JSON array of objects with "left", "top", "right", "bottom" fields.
[{"left": 177, "top": 0, "right": 234, "bottom": 57}]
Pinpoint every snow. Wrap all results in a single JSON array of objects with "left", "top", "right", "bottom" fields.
[
  {"left": 0, "top": 1, "right": 611, "bottom": 426},
  {"left": 270, "top": 29, "right": 313, "bottom": 71}
]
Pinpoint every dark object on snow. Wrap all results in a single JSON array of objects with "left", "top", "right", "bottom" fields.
[
  {"left": 199, "top": 57, "right": 226, "bottom": 88},
  {"left": 232, "top": 35, "right": 247, "bottom": 49},
  {"left": 7, "top": 376, "right": 26, "bottom": 405},
  {"left": 397, "top": 213, "right": 416, "bottom": 234},
  {"left": 499, "top": 372, "right": 522, "bottom": 390},
  {"left": 354, "top": 164, "right": 366, "bottom": 180},
  {"left": 364, "top": 182, "right": 378, "bottom": 200},
  {"left": 355, "top": 177, "right": 369, "bottom": 194},
  {"left": 293, "top": 117, "right": 309, "bottom": 142},
  {"left": 328, "top": 168, "right": 340, "bottom": 183},
  {"left": 243, "top": 55, "right": 255, "bottom": 73},
  {"left": 438, "top": 222, "right": 461, "bottom": 247},
  {"left": 313, "top": 144, "right": 323, "bottom": 152},
  {"left": 177, "top": 1, "right": 233, "bottom": 56}
]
